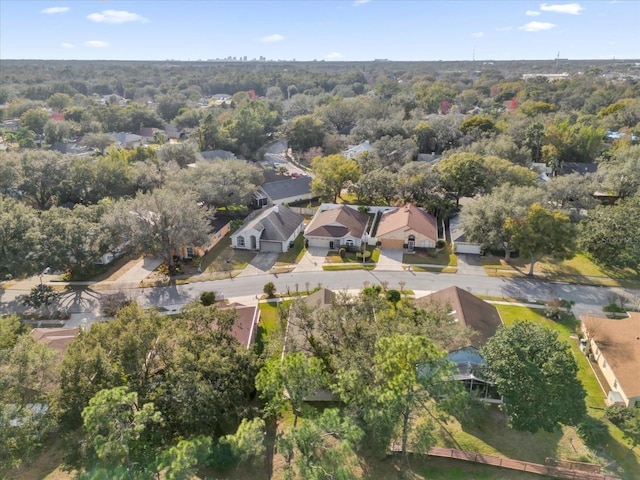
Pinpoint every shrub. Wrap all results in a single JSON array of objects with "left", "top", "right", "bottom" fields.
[
  {"left": 436, "top": 239, "right": 446, "bottom": 249},
  {"left": 339, "top": 248, "right": 346, "bottom": 259},
  {"left": 263, "top": 281, "right": 277, "bottom": 298},
  {"left": 386, "top": 289, "right": 401, "bottom": 304},
  {"left": 576, "top": 417, "right": 608, "bottom": 447},
  {"left": 604, "top": 404, "right": 634, "bottom": 425},
  {"left": 200, "top": 291, "right": 217, "bottom": 306}
]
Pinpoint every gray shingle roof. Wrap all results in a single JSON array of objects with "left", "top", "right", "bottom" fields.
[
  {"left": 260, "top": 176, "right": 312, "bottom": 202},
  {"left": 237, "top": 205, "right": 304, "bottom": 243},
  {"left": 305, "top": 205, "right": 368, "bottom": 239}
]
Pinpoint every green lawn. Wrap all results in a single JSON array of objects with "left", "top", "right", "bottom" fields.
[
  {"left": 403, "top": 247, "right": 457, "bottom": 266},
  {"left": 482, "top": 253, "right": 640, "bottom": 287},
  {"left": 201, "top": 235, "right": 256, "bottom": 272},
  {"left": 274, "top": 233, "right": 306, "bottom": 266},
  {"left": 326, "top": 246, "right": 379, "bottom": 265}
]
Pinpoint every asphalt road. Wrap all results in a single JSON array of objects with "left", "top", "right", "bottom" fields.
[
  {"left": 119, "top": 270, "right": 633, "bottom": 318},
  {"left": 1, "top": 268, "right": 637, "bottom": 322}
]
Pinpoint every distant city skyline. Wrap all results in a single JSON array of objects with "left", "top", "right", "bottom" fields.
[{"left": 1, "top": 1, "right": 639, "bottom": 62}]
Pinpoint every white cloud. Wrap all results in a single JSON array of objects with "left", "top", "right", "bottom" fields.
[
  {"left": 60, "top": 43, "right": 74, "bottom": 49},
  {"left": 325, "top": 52, "right": 345, "bottom": 60},
  {"left": 471, "top": 32, "right": 484, "bottom": 37},
  {"left": 519, "top": 21, "right": 556, "bottom": 32},
  {"left": 87, "top": 10, "right": 149, "bottom": 24},
  {"left": 260, "top": 34, "right": 284, "bottom": 43},
  {"left": 353, "top": 0, "right": 371, "bottom": 5},
  {"left": 540, "top": 3, "right": 584, "bottom": 15},
  {"left": 496, "top": 26, "right": 513, "bottom": 31},
  {"left": 41, "top": 6, "right": 69, "bottom": 14},
  {"left": 526, "top": 10, "right": 541, "bottom": 16},
  {"left": 83, "top": 40, "right": 109, "bottom": 48}
]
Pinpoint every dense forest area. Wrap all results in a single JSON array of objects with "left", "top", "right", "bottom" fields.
[{"left": 1, "top": 59, "right": 640, "bottom": 478}]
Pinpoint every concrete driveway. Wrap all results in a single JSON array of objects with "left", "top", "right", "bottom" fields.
[
  {"left": 376, "top": 248, "right": 404, "bottom": 271},
  {"left": 456, "top": 254, "right": 486, "bottom": 275},
  {"left": 293, "top": 247, "right": 328, "bottom": 272},
  {"left": 237, "top": 252, "right": 279, "bottom": 277}
]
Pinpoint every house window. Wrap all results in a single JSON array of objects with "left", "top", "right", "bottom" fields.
[
  {"left": 186, "top": 246, "right": 194, "bottom": 258},
  {"left": 407, "top": 235, "right": 416, "bottom": 251},
  {"left": 345, "top": 239, "right": 354, "bottom": 246},
  {"left": 237, "top": 236, "right": 245, "bottom": 248}
]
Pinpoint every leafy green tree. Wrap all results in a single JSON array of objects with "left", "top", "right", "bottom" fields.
[
  {"left": 373, "top": 134, "right": 418, "bottom": 170},
  {"left": 39, "top": 205, "right": 110, "bottom": 276},
  {"left": 278, "top": 409, "right": 363, "bottom": 480},
  {"left": 211, "top": 418, "right": 265, "bottom": 470},
  {"left": 106, "top": 188, "right": 210, "bottom": 268},
  {"left": 44, "top": 119, "right": 72, "bottom": 144},
  {"left": 0, "top": 334, "right": 57, "bottom": 473},
  {"left": 483, "top": 156, "right": 538, "bottom": 192},
  {"left": 462, "top": 185, "right": 542, "bottom": 259},
  {"left": 351, "top": 168, "right": 398, "bottom": 205},
  {"left": 396, "top": 162, "right": 443, "bottom": 207},
  {"left": 256, "top": 353, "right": 328, "bottom": 427},
  {"left": 525, "top": 121, "right": 545, "bottom": 163},
  {"left": 622, "top": 410, "right": 640, "bottom": 450},
  {"left": 544, "top": 173, "right": 597, "bottom": 220},
  {"left": 460, "top": 116, "right": 496, "bottom": 135},
  {"left": 578, "top": 195, "right": 640, "bottom": 269},
  {"left": 412, "top": 121, "right": 437, "bottom": 153},
  {"left": 47, "top": 92, "right": 73, "bottom": 111},
  {"left": 505, "top": 203, "right": 575, "bottom": 276},
  {"left": 311, "top": 154, "right": 361, "bottom": 202},
  {"left": 19, "top": 150, "right": 68, "bottom": 209},
  {"left": 80, "top": 132, "right": 115, "bottom": 154},
  {"left": 598, "top": 145, "right": 640, "bottom": 199},
  {"left": 0, "top": 197, "right": 41, "bottom": 278},
  {"left": 370, "top": 334, "right": 463, "bottom": 461},
  {"left": 286, "top": 114, "right": 327, "bottom": 154},
  {"left": 158, "top": 436, "right": 212, "bottom": 480},
  {"left": 438, "top": 152, "right": 489, "bottom": 205},
  {"left": 156, "top": 93, "right": 187, "bottom": 122},
  {"left": 20, "top": 108, "right": 51, "bottom": 135},
  {"left": 481, "top": 321, "right": 586, "bottom": 433},
  {"left": 81, "top": 386, "right": 163, "bottom": 474},
  {"left": 157, "top": 142, "right": 197, "bottom": 168}
]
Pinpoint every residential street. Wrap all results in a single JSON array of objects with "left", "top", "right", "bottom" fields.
[{"left": 2, "top": 267, "right": 636, "bottom": 326}]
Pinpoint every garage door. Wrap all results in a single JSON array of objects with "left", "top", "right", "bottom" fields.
[
  {"left": 454, "top": 242, "right": 482, "bottom": 254},
  {"left": 260, "top": 241, "right": 282, "bottom": 253},
  {"left": 379, "top": 238, "right": 405, "bottom": 249}
]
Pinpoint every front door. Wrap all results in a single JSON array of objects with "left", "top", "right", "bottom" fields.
[
  {"left": 329, "top": 240, "right": 335, "bottom": 250},
  {"left": 407, "top": 235, "right": 415, "bottom": 251}
]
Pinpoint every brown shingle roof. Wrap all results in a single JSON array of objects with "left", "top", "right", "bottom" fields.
[
  {"left": 376, "top": 204, "right": 437, "bottom": 240},
  {"left": 218, "top": 303, "right": 261, "bottom": 349},
  {"left": 305, "top": 205, "right": 368, "bottom": 239},
  {"left": 31, "top": 327, "right": 80, "bottom": 356},
  {"left": 414, "top": 286, "right": 502, "bottom": 347},
  {"left": 581, "top": 313, "right": 640, "bottom": 399}
]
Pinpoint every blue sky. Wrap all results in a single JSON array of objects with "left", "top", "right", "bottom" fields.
[{"left": 1, "top": 1, "right": 639, "bottom": 61}]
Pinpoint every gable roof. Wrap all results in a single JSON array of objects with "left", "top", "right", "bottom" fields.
[
  {"left": 376, "top": 204, "right": 437, "bottom": 240},
  {"left": 342, "top": 140, "right": 375, "bottom": 159},
  {"left": 235, "top": 205, "right": 304, "bottom": 243},
  {"left": 198, "top": 149, "right": 237, "bottom": 161},
  {"left": 581, "top": 313, "right": 640, "bottom": 400},
  {"left": 31, "top": 327, "right": 80, "bottom": 355},
  {"left": 561, "top": 162, "right": 598, "bottom": 175},
  {"left": 305, "top": 205, "right": 369, "bottom": 239},
  {"left": 414, "top": 286, "right": 502, "bottom": 347},
  {"left": 260, "top": 176, "right": 312, "bottom": 202},
  {"left": 215, "top": 303, "right": 260, "bottom": 349}
]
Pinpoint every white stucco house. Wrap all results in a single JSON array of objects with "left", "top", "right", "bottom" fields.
[{"left": 231, "top": 205, "right": 304, "bottom": 253}]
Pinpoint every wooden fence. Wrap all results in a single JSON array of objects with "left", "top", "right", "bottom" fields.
[{"left": 390, "top": 445, "right": 620, "bottom": 480}]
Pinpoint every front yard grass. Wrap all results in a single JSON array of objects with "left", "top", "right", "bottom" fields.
[
  {"left": 200, "top": 235, "right": 256, "bottom": 272},
  {"left": 403, "top": 247, "right": 457, "bottom": 267},
  {"left": 274, "top": 233, "right": 306, "bottom": 266},
  {"left": 482, "top": 253, "right": 640, "bottom": 288},
  {"left": 326, "top": 245, "right": 379, "bottom": 265}
]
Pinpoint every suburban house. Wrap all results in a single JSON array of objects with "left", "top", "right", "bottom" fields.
[
  {"left": 581, "top": 313, "right": 640, "bottom": 407},
  {"left": 197, "top": 149, "right": 237, "bottom": 161},
  {"left": 217, "top": 301, "right": 261, "bottom": 349},
  {"left": 342, "top": 140, "right": 375, "bottom": 159},
  {"left": 32, "top": 327, "right": 80, "bottom": 360},
  {"left": 138, "top": 127, "right": 166, "bottom": 143},
  {"left": 449, "top": 211, "right": 482, "bottom": 255},
  {"left": 231, "top": 205, "right": 304, "bottom": 253},
  {"left": 560, "top": 162, "right": 598, "bottom": 176},
  {"left": 50, "top": 142, "right": 93, "bottom": 157},
  {"left": 113, "top": 132, "right": 144, "bottom": 149},
  {"left": 251, "top": 176, "right": 313, "bottom": 208},
  {"left": 414, "top": 286, "right": 503, "bottom": 347},
  {"left": 414, "top": 286, "right": 504, "bottom": 402},
  {"left": 304, "top": 205, "right": 370, "bottom": 249},
  {"left": 376, "top": 204, "right": 438, "bottom": 250}
]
